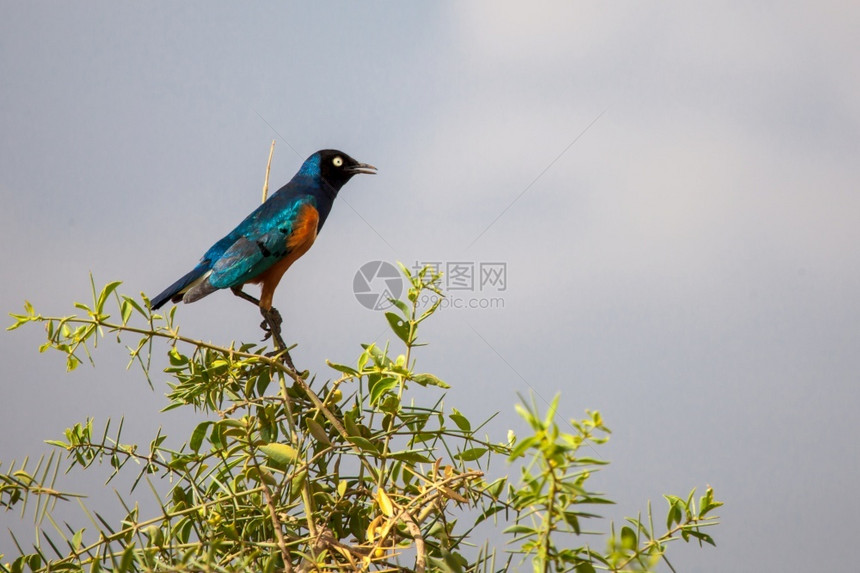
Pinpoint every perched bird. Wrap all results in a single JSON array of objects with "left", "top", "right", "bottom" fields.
[{"left": 150, "top": 149, "right": 376, "bottom": 318}]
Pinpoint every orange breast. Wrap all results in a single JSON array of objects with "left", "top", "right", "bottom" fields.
[{"left": 250, "top": 203, "right": 320, "bottom": 310}]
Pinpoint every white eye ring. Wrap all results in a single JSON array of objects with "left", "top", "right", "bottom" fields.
[{"left": 333, "top": 156, "right": 343, "bottom": 167}]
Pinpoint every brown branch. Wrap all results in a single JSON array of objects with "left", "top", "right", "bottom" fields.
[
  {"left": 401, "top": 511, "right": 426, "bottom": 573},
  {"left": 247, "top": 438, "right": 292, "bottom": 572}
]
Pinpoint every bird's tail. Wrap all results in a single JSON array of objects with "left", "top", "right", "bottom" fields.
[{"left": 150, "top": 266, "right": 212, "bottom": 310}]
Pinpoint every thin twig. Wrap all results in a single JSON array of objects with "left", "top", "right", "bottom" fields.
[
  {"left": 258, "top": 464, "right": 292, "bottom": 571},
  {"left": 262, "top": 139, "right": 276, "bottom": 203},
  {"left": 257, "top": 141, "right": 300, "bottom": 371}
]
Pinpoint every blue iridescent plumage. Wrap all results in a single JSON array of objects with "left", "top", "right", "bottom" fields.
[{"left": 150, "top": 149, "right": 375, "bottom": 311}]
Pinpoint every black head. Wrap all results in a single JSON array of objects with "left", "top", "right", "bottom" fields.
[{"left": 315, "top": 149, "right": 377, "bottom": 191}]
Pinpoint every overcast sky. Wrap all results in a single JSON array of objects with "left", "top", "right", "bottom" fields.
[{"left": 2, "top": 3, "right": 859, "bottom": 571}]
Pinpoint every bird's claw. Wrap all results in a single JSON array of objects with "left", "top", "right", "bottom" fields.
[
  {"left": 268, "top": 307, "right": 283, "bottom": 329},
  {"left": 260, "top": 307, "right": 283, "bottom": 341},
  {"left": 260, "top": 320, "right": 272, "bottom": 340},
  {"left": 259, "top": 308, "right": 296, "bottom": 370}
]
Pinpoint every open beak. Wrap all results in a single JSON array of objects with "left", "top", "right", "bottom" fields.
[{"left": 346, "top": 162, "right": 377, "bottom": 175}]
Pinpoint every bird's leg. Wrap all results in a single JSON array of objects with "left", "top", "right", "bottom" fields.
[
  {"left": 230, "top": 287, "right": 279, "bottom": 342},
  {"left": 231, "top": 287, "right": 296, "bottom": 370},
  {"left": 260, "top": 305, "right": 283, "bottom": 341},
  {"left": 260, "top": 305, "right": 296, "bottom": 371},
  {"left": 230, "top": 287, "right": 262, "bottom": 307},
  {"left": 230, "top": 288, "right": 275, "bottom": 339}
]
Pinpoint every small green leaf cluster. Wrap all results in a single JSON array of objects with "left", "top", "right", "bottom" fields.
[
  {"left": 599, "top": 484, "right": 722, "bottom": 572},
  {"left": 501, "top": 397, "right": 721, "bottom": 573},
  {"left": 2, "top": 266, "right": 721, "bottom": 572},
  {"left": 504, "top": 396, "right": 612, "bottom": 571}
]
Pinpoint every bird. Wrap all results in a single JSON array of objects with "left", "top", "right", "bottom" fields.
[{"left": 150, "top": 149, "right": 376, "bottom": 326}]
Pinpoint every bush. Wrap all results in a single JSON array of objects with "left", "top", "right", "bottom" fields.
[{"left": 2, "top": 267, "right": 720, "bottom": 572}]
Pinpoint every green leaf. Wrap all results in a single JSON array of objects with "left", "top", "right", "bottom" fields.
[
  {"left": 685, "top": 529, "right": 716, "bottom": 546},
  {"left": 6, "top": 316, "right": 27, "bottom": 331},
  {"left": 97, "top": 281, "right": 122, "bottom": 314},
  {"left": 290, "top": 469, "right": 307, "bottom": 496},
  {"left": 256, "top": 370, "right": 272, "bottom": 395},
  {"left": 121, "top": 295, "right": 147, "bottom": 318},
  {"left": 389, "top": 297, "right": 411, "bottom": 319},
  {"left": 416, "top": 297, "right": 443, "bottom": 324},
  {"left": 449, "top": 410, "right": 471, "bottom": 432},
  {"left": 620, "top": 526, "right": 637, "bottom": 551},
  {"left": 357, "top": 345, "right": 373, "bottom": 371},
  {"left": 72, "top": 528, "right": 84, "bottom": 550},
  {"left": 120, "top": 299, "right": 133, "bottom": 324},
  {"left": 344, "top": 412, "right": 363, "bottom": 438},
  {"left": 396, "top": 261, "right": 414, "bottom": 279},
  {"left": 412, "top": 373, "right": 450, "bottom": 389},
  {"left": 385, "top": 312, "right": 412, "bottom": 344},
  {"left": 686, "top": 487, "right": 696, "bottom": 520},
  {"left": 474, "top": 503, "right": 506, "bottom": 525},
  {"left": 326, "top": 360, "right": 358, "bottom": 376},
  {"left": 168, "top": 347, "right": 187, "bottom": 366},
  {"left": 246, "top": 465, "right": 276, "bottom": 485},
  {"left": 306, "top": 418, "right": 332, "bottom": 447},
  {"left": 119, "top": 542, "right": 135, "bottom": 572},
  {"left": 380, "top": 394, "right": 400, "bottom": 414},
  {"left": 509, "top": 435, "right": 539, "bottom": 460},
  {"left": 699, "top": 486, "right": 723, "bottom": 517},
  {"left": 410, "top": 432, "right": 436, "bottom": 444},
  {"left": 514, "top": 402, "right": 537, "bottom": 428},
  {"left": 389, "top": 450, "right": 433, "bottom": 464},
  {"left": 362, "top": 342, "right": 390, "bottom": 367},
  {"left": 369, "top": 376, "right": 397, "bottom": 405},
  {"left": 544, "top": 394, "right": 560, "bottom": 428},
  {"left": 209, "top": 424, "right": 226, "bottom": 450},
  {"left": 484, "top": 477, "right": 506, "bottom": 498},
  {"left": 503, "top": 524, "right": 537, "bottom": 535},
  {"left": 665, "top": 496, "right": 683, "bottom": 530},
  {"left": 454, "top": 447, "right": 487, "bottom": 462},
  {"left": 347, "top": 436, "right": 381, "bottom": 454},
  {"left": 259, "top": 442, "right": 298, "bottom": 465},
  {"left": 189, "top": 421, "right": 211, "bottom": 453}
]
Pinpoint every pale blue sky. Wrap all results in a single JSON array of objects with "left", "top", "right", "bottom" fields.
[{"left": 2, "top": 3, "right": 859, "bottom": 571}]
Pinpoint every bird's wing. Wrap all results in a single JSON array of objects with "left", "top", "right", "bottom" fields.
[{"left": 206, "top": 197, "right": 317, "bottom": 289}]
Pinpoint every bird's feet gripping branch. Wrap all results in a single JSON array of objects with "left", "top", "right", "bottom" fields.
[
  {"left": 230, "top": 287, "right": 290, "bottom": 366},
  {"left": 149, "top": 149, "right": 376, "bottom": 372}
]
